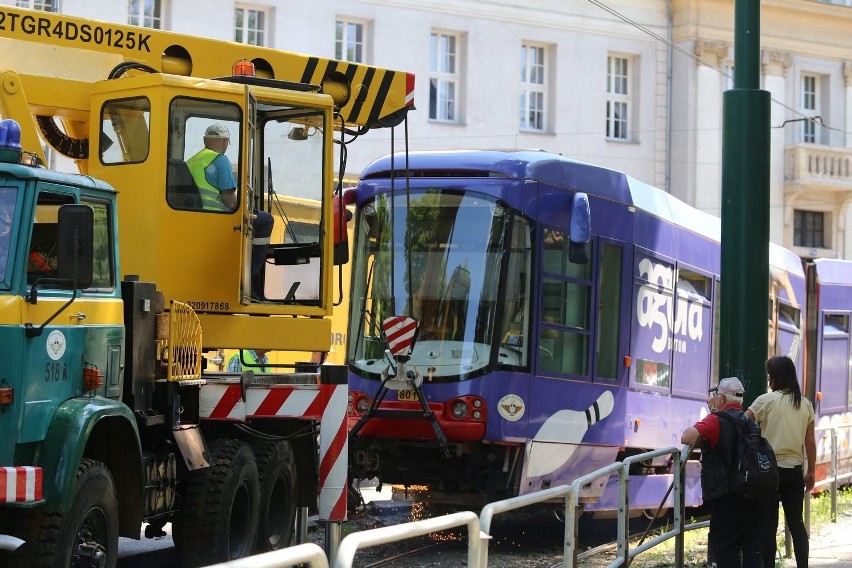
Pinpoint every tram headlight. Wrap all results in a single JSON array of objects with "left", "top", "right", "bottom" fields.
[
  {"left": 356, "top": 396, "right": 371, "bottom": 414},
  {"left": 451, "top": 401, "right": 468, "bottom": 419}
]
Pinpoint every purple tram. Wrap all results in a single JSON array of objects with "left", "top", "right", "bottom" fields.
[
  {"left": 344, "top": 149, "right": 842, "bottom": 512},
  {"left": 805, "top": 259, "right": 852, "bottom": 482}
]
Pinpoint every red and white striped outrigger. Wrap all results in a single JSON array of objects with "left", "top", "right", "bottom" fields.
[{"left": 199, "top": 373, "right": 349, "bottom": 522}]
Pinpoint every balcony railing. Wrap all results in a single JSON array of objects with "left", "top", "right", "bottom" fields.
[{"left": 785, "top": 143, "right": 852, "bottom": 190}]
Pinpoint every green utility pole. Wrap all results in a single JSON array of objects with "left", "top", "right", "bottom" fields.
[{"left": 720, "top": 0, "right": 770, "bottom": 407}]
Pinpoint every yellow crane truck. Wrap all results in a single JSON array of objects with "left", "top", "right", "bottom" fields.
[{"left": 0, "top": 6, "right": 413, "bottom": 567}]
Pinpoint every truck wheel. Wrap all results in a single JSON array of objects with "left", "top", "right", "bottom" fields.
[
  {"left": 9, "top": 459, "right": 118, "bottom": 568},
  {"left": 174, "top": 438, "right": 260, "bottom": 566},
  {"left": 252, "top": 440, "right": 297, "bottom": 551}
]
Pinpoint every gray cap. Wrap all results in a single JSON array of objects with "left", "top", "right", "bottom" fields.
[
  {"left": 205, "top": 123, "right": 230, "bottom": 139},
  {"left": 717, "top": 377, "right": 745, "bottom": 397}
]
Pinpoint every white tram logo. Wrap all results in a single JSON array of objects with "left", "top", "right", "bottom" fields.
[
  {"left": 635, "top": 258, "right": 704, "bottom": 354},
  {"left": 498, "top": 394, "right": 525, "bottom": 421}
]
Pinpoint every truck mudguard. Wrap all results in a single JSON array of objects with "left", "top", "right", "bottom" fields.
[{"left": 36, "top": 396, "right": 141, "bottom": 516}]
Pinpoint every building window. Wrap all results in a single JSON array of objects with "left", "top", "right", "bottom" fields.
[
  {"left": 128, "top": 0, "right": 161, "bottom": 29},
  {"left": 336, "top": 19, "right": 365, "bottom": 63},
  {"left": 15, "top": 0, "right": 58, "bottom": 11},
  {"left": 429, "top": 31, "right": 459, "bottom": 122},
  {"left": 801, "top": 74, "right": 820, "bottom": 144},
  {"left": 794, "top": 210, "right": 825, "bottom": 248},
  {"left": 235, "top": 5, "right": 267, "bottom": 46},
  {"left": 520, "top": 43, "right": 546, "bottom": 131},
  {"left": 606, "top": 55, "right": 631, "bottom": 141}
]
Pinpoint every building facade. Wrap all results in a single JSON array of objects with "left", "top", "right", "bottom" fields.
[{"left": 5, "top": 0, "right": 852, "bottom": 259}]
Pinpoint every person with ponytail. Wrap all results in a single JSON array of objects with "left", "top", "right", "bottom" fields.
[{"left": 747, "top": 355, "right": 816, "bottom": 568}]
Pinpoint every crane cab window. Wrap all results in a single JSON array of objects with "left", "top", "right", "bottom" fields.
[
  {"left": 100, "top": 97, "right": 151, "bottom": 165},
  {"left": 166, "top": 98, "right": 242, "bottom": 213}
]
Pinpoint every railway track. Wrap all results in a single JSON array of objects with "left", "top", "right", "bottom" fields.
[{"left": 317, "top": 499, "right": 701, "bottom": 568}]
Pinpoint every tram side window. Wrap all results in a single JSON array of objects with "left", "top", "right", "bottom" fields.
[
  {"left": 539, "top": 227, "right": 592, "bottom": 377},
  {"left": 596, "top": 243, "right": 622, "bottom": 380},
  {"left": 774, "top": 302, "right": 802, "bottom": 358},
  {"left": 633, "top": 253, "right": 674, "bottom": 388},
  {"left": 497, "top": 216, "right": 532, "bottom": 368},
  {"left": 820, "top": 313, "right": 850, "bottom": 413},
  {"left": 671, "top": 268, "right": 713, "bottom": 396}
]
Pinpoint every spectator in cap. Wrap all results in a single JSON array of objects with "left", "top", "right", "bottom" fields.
[
  {"left": 187, "top": 123, "right": 274, "bottom": 300},
  {"left": 747, "top": 356, "right": 815, "bottom": 568},
  {"left": 682, "top": 376, "right": 767, "bottom": 567},
  {"left": 186, "top": 123, "right": 238, "bottom": 212}
]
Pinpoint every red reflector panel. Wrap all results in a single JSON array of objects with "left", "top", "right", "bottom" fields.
[{"left": 0, "top": 466, "right": 43, "bottom": 502}]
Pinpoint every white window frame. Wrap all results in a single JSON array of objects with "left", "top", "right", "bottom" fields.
[
  {"left": 801, "top": 73, "right": 820, "bottom": 144},
  {"left": 520, "top": 43, "right": 547, "bottom": 132},
  {"left": 429, "top": 31, "right": 460, "bottom": 122},
  {"left": 235, "top": 4, "right": 269, "bottom": 47},
  {"left": 606, "top": 55, "right": 632, "bottom": 141},
  {"left": 336, "top": 18, "right": 367, "bottom": 63},
  {"left": 128, "top": 0, "right": 162, "bottom": 29},
  {"left": 15, "top": 0, "right": 59, "bottom": 11}
]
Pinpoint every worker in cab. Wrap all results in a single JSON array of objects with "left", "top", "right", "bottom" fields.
[
  {"left": 187, "top": 123, "right": 273, "bottom": 299},
  {"left": 186, "top": 123, "right": 239, "bottom": 212}
]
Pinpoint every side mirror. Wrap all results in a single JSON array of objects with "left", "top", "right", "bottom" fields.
[
  {"left": 57, "top": 204, "right": 94, "bottom": 289},
  {"left": 568, "top": 192, "right": 591, "bottom": 265}
]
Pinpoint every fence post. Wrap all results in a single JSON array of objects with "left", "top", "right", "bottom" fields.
[
  {"left": 565, "top": 490, "right": 581, "bottom": 568},
  {"left": 674, "top": 450, "right": 685, "bottom": 567},
  {"left": 617, "top": 465, "right": 629, "bottom": 566},
  {"left": 831, "top": 428, "right": 838, "bottom": 522}
]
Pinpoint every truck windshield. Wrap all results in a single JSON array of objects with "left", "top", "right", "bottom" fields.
[
  {"left": 347, "top": 189, "right": 530, "bottom": 381},
  {"left": 0, "top": 186, "right": 18, "bottom": 287}
]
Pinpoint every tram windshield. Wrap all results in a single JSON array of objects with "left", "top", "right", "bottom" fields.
[{"left": 347, "top": 188, "right": 531, "bottom": 382}]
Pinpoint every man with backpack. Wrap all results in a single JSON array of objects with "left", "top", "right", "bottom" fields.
[{"left": 681, "top": 377, "right": 775, "bottom": 567}]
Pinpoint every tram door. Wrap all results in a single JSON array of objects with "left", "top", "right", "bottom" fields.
[{"left": 817, "top": 313, "right": 851, "bottom": 415}]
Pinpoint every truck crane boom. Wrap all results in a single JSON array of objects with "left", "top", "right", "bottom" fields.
[{"left": 0, "top": 5, "right": 413, "bottom": 167}]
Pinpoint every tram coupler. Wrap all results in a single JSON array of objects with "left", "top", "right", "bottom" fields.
[{"left": 348, "top": 316, "right": 450, "bottom": 456}]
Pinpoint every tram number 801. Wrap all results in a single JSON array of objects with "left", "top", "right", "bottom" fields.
[{"left": 397, "top": 389, "right": 419, "bottom": 402}]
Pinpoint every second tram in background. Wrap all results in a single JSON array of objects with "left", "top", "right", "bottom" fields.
[{"left": 344, "top": 149, "right": 852, "bottom": 514}]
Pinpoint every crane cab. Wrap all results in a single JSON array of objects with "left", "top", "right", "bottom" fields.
[{"left": 86, "top": 72, "right": 335, "bottom": 351}]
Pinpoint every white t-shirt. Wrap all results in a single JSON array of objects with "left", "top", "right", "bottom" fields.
[{"left": 749, "top": 390, "right": 814, "bottom": 469}]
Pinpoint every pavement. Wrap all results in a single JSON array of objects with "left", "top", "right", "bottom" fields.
[{"left": 807, "top": 506, "right": 852, "bottom": 567}]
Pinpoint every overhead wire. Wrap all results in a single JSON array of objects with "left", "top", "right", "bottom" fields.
[{"left": 587, "top": 0, "right": 852, "bottom": 136}]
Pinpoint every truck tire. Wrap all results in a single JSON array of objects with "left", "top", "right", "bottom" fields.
[
  {"left": 173, "top": 438, "right": 260, "bottom": 566},
  {"left": 252, "top": 440, "right": 297, "bottom": 552},
  {"left": 8, "top": 458, "right": 118, "bottom": 568}
]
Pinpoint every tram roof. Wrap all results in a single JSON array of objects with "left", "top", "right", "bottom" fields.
[
  {"left": 362, "top": 149, "right": 803, "bottom": 276},
  {"left": 812, "top": 258, "right": 852, "bottom": 284},
  {"left": 364, "top": 149, "right": 721, "bottom": 236}
]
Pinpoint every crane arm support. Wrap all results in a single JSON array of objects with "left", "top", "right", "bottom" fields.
[{"left": 0, "top": 6, "right": 414, "bottom": 128}]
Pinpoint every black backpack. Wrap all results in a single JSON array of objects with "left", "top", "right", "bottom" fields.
[{"left": 715, "top": 411, "right": 779, "bottom": 500}]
